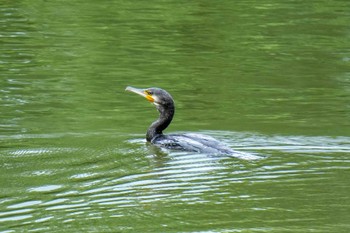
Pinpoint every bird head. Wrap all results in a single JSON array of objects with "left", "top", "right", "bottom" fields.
[{"left": 125, "top": 86, "right": 174, "bottom": 108}]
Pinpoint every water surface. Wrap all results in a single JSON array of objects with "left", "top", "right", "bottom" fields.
[{"left": 1, "top": 0, "right": 350, "bottom": 232}]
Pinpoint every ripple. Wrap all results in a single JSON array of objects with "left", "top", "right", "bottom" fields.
[
  {"left": 41, "top": 198, "right": 69, "bottom": 207},
  {"left": 223, "top": 133, "right": 350, "bottom": 154},
  {"left": 34, "top": 216, "right": 54, "bottom": 223},
  {"left": 0, "top": 214, "right": 33, "bottom": 223},
  {"left": 1, "top": 132, "right": 349, "bottom": 232},
  {"left": 0, "top": 208, "right": 33, "bottom": 223},
  {"left": 69, "top": 172, "right": 100, "bottom": 181},
  {"left": 7, "top": 200, "right": 42, "bottom": 209},
  {"left": 28, "top": 185, "right": 63, "bottom": 193},
  {"left": 45, "top": 203, "right": 90, "bottom": 211}
]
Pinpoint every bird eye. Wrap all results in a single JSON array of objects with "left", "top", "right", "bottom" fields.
[{"left": 145, "top": 90, "right": 153, "bottom": 95}]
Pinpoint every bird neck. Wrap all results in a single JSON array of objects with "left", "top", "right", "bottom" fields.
[{"left": 146, "top": 104, "right": 174, "bottom": 142}]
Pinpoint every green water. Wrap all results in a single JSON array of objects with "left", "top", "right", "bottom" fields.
[{"left": 1, "top": 0, "right": 350, "bottom": 232}]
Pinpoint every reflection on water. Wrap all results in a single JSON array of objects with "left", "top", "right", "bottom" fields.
[{"left": 1, "top": 132, "right": 350, "bottom": 232}]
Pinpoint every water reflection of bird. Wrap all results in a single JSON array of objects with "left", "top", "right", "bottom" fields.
[{"left": 125, "top": 86, "right": 237, "bottom": 155}]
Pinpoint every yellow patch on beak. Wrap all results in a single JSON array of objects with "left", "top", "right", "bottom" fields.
[{"left": 144, "top": 91, "right": 155, "bottom": 102}]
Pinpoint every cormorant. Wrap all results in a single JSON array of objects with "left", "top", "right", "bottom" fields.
[{"left": 125, "top": 86, "right": 236, "bottom": 155}]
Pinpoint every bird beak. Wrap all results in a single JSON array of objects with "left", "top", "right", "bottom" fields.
[{"left": 125, "top": 86, "right": 154, "bottom": 103}]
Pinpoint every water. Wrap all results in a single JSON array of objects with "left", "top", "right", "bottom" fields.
[{"left": 1, "top": 0, "right": 350, "bottom": 232}]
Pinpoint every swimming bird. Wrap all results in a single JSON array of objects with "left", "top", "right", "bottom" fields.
[{"left": 125, "top": 86, "right": 236, "bottom": 155}]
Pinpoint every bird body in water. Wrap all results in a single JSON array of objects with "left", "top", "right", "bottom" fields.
[{"left": 125, "top": 86, "right": 235, "bottom": 155}]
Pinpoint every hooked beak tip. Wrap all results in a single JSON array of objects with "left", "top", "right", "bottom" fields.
[{"left": 125, "top": 86, "right": 155, "bottom": 103}]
